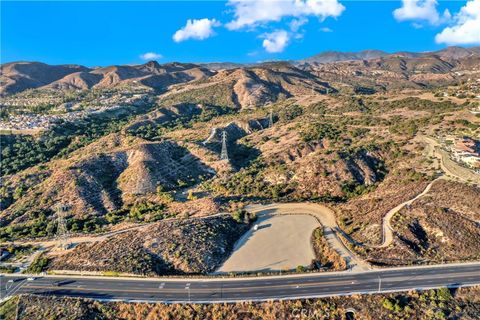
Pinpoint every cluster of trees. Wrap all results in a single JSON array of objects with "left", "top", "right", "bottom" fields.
[
  {"left": 300, "top": 122, "right": 341, "bottom": 142},
  {"left": 161, "top": 83, "right": 237, "bottom": 109},
  {"left": 128, "top": 105, "right": 235, "bottom": 141},
  {"left": 388, "top": 115, "right": 441, "bottom": 138},
  {"left": 0, "top": 201, "right": 175, "bottom": 241},
  {"left": 208, "top": 160, "right": 294, "bottom": 200},
  {"left": 341, "top": 181, "right": 378, "bottom": 199},
  {"left": 277, "top": 104, "right": 303, "bottom": 121},
  {"left": 127, "top": 201, "right": 171, "bottom": 222},
  {"left": 230, "top": 209, "right": 256, "bottom": 224},
  {"left": 385, "top": 97, "right": 463, "bottom": 113},
  {"left": 382, "top": 288, "right": 453, "bottom": 319},
  {"left": 25, "top": 254, "right": 50, "bottom": 273},
  {"left": 1, "top": 106, "right": 151, "bottom": 176},
  {"left": 0, "top": 133, "right": 70, "bottom": 176},
  {"left": 0, "top": 210, "right": 54, "bottom": 241}
]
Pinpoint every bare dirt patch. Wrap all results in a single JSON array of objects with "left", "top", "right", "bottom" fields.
[{"left": 216, "top": 213, "right": 319, "bottom": 273}]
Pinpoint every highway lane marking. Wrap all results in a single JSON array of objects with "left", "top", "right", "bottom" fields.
[
  {"left": 15, "top": 269, "right": 480, "bottom": 295},
  {"left": 23, "top": 272, "right": 480, "bottom": 294},
  {"left": 22, "top": 278, "right": 360, "bottom": 292},
  {"left": 21, "top": 279, "right": 359, "bottom": 295},
  {"left": 20, "top": 270, "right": 480, "bottom": 294}
]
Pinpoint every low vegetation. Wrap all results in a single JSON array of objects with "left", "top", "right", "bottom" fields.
[
  {"left": 368, "top": 180, "right": 480, "bottom": 266},
  {"left": 3, "top": 286, "right": 479, "bottom": 320},
  {"left": 311, "top": 227, "right": 347, "bottom": 271},
  {"left": 47, "top": 216, "right": 250, "bottom": 275}
]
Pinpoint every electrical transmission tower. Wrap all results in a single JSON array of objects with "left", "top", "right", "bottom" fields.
[
  {"left": 268, "top": 111, "right": 274, "bottom": 128},
  {"left": 56, "top": 204, "right": 70, "bottom": 250},
  {"left": 220, "top": 130, "right": 229, "bottom": 161}
]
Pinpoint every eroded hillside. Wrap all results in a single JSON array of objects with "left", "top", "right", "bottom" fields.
[{"left": 1, "top": 50, "right": 479, "bottom": 272}]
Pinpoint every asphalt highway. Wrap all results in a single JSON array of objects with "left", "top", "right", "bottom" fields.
[{"left": 1, "top": 263, "right": 479, "bottom": 303}]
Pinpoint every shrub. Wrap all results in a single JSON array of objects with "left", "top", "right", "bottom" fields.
[
  {"left": 382, "top": 298, "right": 395, "bottom": 311},
  {"left": 296, "top": 265, "right": 306, "bottom": 273},
  {"left": 26, "top": 254, "right": 50, "bottom": 273}
]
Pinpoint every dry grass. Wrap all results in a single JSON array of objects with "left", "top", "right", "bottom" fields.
[
  {"left": 6, "top": 286, "right": 480, "bottom": 320},
  {"left": 367, "top": 180, "right": 480, "bottom": 266},
  {"left": 48, "top": 215, "right": 249, "bottom": 275}
]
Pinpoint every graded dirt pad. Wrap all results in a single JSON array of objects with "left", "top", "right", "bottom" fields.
[{"left": 217, "top": 213, "right": 319, "bottom": 273}]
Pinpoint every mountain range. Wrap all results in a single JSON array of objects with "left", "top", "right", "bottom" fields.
[{"left": 1, "top": 46, "right": 480, "bottom": 96}]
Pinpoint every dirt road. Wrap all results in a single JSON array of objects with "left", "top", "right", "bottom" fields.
[
  {"left": 421, "top": 136, "right": 480, "bottom": 184},
  {"left": 377, "top": 177, "right": 443, "bottom": 248}
]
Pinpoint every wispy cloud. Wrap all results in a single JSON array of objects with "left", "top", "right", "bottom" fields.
[
  {"left": 320, "top": 27, "right": 333, "bottom": 32},
  {"left": 139, "top": 52, "right": 163, "bottom": 60},
  {"left": 290, "top": 17, "right": 308, "bottom": 32}
]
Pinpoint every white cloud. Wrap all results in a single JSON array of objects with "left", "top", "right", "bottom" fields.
[
  {"left": 262, "top": 30, "right": 289, "bottom": 53},
  {"left": 393, "top": 0, "right": 450, "bottom": 25},
  {"left": 139, "top": 52, "right": 163, "bottom": 60},
  {"left": 290, "top": 17, "right": 308, "bottom": 32},
  {"left": 173, "top": 18, "right": 221, "bottom": 42},
  {"left": 226, "top": 0, "right": 345, "bottom": 30},
  {"left": 435, "top": 0, "right": 480, "bottom": 45},
  {"left": 320, "top": 27, "right": 333, "bottom": 32}
]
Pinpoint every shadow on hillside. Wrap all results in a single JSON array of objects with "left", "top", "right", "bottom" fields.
[{"left": 229, "top": 143, "right": 261, "bottom": 170}]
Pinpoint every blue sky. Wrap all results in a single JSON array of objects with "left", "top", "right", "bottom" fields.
[{"left": 2, "top": 1, "right": 478, "bottom": 66}]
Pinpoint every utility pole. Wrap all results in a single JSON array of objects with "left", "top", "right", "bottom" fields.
[
  {"left": 220, "top": 130, "right": 229, "bottom": 161},
  {"left": 268, "top": 111, "right": 274, "bottom": 128},
  {"left": 56, "top": 204, "right": 70, "bottom": 250}
]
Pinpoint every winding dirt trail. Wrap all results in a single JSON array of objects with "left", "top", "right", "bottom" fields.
[
  {"left": 376, "top": 177, "right": 442, "bottom": 248},
  {"left": 376, "top": 135, "right": 480, "bottom": 248}
]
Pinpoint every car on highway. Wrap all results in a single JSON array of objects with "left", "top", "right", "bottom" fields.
[
  {"left": 53, "top": 280, "right": 74, "bottom": 287},
  {"left": 7, "top": 278, "right": 23, "bottom": 283},
  {"left": 27, "top": 277, "right": 36, "bottom": 281}
]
